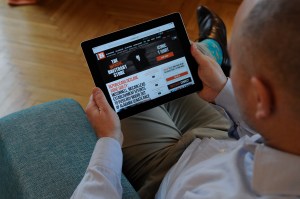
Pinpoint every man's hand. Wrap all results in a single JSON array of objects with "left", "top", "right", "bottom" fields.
[
  {"left": 85, "top": 87, "right": 123, "bottom": 145},
  {"left": 191, "top": 43, "right": 227, "bottom": 102}
]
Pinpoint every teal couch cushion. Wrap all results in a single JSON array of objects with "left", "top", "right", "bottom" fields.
[{"left": 0, "top": 99, "right": 139, "bottom": 199}]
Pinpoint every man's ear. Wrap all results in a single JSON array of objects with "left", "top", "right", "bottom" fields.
[{"left": 250, "top": 77, "right": 273, "bottom": 119}]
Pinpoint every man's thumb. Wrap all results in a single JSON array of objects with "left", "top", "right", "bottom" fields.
[
  {"left": 191, "top": 43, "right": 207, "bottom": 66},
  {"left": 92, "top": 87, "right": 110, "bottom": 111}
]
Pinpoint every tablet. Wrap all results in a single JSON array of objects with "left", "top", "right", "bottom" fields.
[{"left": 81, "top": 13, "right": 202, "bottom": 119}]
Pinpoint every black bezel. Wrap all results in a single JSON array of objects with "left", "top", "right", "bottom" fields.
[{"left": 81, "top": 13, "right": 202, "bottom": 119}]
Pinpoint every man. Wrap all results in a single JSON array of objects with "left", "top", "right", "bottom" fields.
[{"left": 72, "top": 0, "right": 300, "bottom": 198}]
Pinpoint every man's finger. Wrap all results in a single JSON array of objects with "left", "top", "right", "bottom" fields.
[{"left": 92, "top": 87, "right": 110, "bottom": 111}]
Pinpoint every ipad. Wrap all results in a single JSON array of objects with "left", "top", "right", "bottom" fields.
[{"left": 81, "top": 13, "right": 202, "bottom": 119}]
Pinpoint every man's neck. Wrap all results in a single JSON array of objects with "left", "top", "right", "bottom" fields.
[{"left": 262, "top": 124, "right": 300, "bottom": 156}]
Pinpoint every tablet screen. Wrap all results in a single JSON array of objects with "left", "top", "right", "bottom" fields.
[{"left": 91, "top": 22, "right": 196, "bottom": 113}]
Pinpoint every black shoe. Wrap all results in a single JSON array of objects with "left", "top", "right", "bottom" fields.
[{"left": 197, "top": 6, "right": 231, "bottom": 76}]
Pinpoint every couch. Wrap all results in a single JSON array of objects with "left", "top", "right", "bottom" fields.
[{"left": 0, "top": 99, "right": 139, "bottom": 199}]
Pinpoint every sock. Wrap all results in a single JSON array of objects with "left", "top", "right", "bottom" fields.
[{"left": 197, "top": 39, "right": 223, "bottom": 65}]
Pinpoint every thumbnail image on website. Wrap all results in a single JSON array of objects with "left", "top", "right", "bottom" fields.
[{"left": 92, "top": 22, "right": 195, "bottom": 112}]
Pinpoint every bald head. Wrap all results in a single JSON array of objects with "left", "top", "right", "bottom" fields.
[
  {"left": 232, "top": 0, "right": 300, "bottom": 100},
  {"left": 228, "top": 0, "right": 300, "bottom": 154},
  {"left": 232, "top": 0, "right": 259, "bottom": 30}
]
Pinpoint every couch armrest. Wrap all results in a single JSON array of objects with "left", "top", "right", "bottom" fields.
[{"left": 0, "top": 99, "right": 139, "bottom": 199}]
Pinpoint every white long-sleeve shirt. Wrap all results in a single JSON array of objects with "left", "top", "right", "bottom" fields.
[
  {"left": 71, "top": 79, "right": 300, "bottom": 198},
  {"left": 71, "top": 137, "right": 123, "bottom": 199}
]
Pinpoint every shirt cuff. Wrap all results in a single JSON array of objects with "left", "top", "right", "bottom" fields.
[
  {"left": 88, "top": 137, "right": 123, "bottom": 176},
  {"left": 215, "top": 78, "right": 241, "bottom": 123}
]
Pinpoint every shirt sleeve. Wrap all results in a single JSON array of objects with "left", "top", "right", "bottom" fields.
[
  {"left": 71, "top": 137, "right": 123, "bottom": 199},
  {"left": 215, "top": 79, "right": 258, "bottom": 139}
]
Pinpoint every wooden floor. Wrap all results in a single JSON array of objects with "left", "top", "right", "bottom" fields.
[{"left": 0, "top": 0, "right": 241, "bottom": 118}]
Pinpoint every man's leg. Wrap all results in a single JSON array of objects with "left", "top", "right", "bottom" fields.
[
  {"left": 121, "top": 106, "right": 190, "bottom": 196},
  {"left": 164, "top": 93, "right": 230, "bottom": 139}
]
